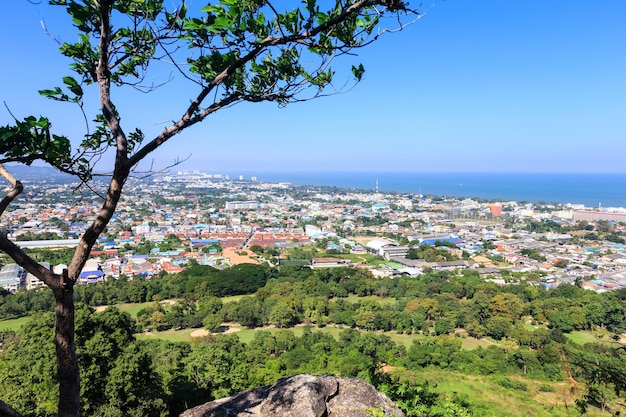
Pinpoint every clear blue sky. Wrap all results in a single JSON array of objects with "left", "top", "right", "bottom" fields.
[{"left": 1, "top": 1, "right": 625, "bottom": 174}]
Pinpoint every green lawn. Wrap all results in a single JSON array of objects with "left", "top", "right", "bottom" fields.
[
  {"left": 98, "top": 300, "right": 179, "bottom": 318},
  {"left": 0, "top": 316, "right": 30, "bottom": 332},
  {"left": 117, "top": 301, "right": 157, "bottom": 317},
  {"left": 135, "top": 327, "right": 198, "bottom": 343},
  {"left": 565, "top": 329, "right": 619, "bottom": 345}
]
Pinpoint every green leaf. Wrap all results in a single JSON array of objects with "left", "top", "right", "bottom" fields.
[
  {"left": 38, "top": 87, "right": 63, "bottom": 98},
  {"left": 316, "top": 12, "right": 329, "bottom": 25},
  {"left": 183, "top": 18, "right": 204, "bottom": 31},
  {"left": 200, "top": 5, "right": 223, "bottom": 14},
  {"left": 211, "top": 16, "right": 231, "bottom": 31},
  {"left": 351, "top": 64, "right": 365, "bottom": 81},
  {"left": 62, "top": 76, "right": 83, "bottom": 97}
]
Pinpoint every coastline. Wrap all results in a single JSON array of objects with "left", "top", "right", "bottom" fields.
[{"left": 232, "top": 171, "right": 626, "bottom": 209}]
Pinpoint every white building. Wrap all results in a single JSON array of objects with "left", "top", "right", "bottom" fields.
[
  {"left": 25, "top": 262, "right": 51, "bottom": 290},
  {"left": 225, "top": 201, "right": 258, "bottom": 210},
  {"left": 0, "top": 264, "right": 26, "bottom": 292}
]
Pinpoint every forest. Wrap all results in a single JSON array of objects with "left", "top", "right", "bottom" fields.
[{"left": 1, "top": 262, "right": 625, "bottom": 416}]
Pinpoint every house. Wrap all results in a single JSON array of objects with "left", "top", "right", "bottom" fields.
[{"left": 78, "top": 258, "right": 105, "bottom": 284}]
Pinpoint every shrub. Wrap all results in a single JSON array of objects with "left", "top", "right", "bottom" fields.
[{"left": 494, "top": 377, "right": 528, "bottom": 391}]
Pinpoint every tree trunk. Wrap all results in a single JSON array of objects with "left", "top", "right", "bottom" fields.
[{"left": 54, "top": 282, "right": 79, "bottom": 417}]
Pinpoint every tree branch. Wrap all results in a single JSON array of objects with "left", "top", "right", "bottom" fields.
[
  {"left": 128, "top": 0, "right": 408, "bottom": 167},
  {"left": 0, "top": 399, "right": 22, "bottom": 417},
  {"left": 0, "top": 163, "right": 63, "bottom": 289},
  {"left": 127, "top": 92, "right": 241, "bottom": 166},
  {"left": 96, "top": 0, "right": 128, "bottom": 167},
  {"left": 0, "top": 164, "right": 21, "bottom": 216}
]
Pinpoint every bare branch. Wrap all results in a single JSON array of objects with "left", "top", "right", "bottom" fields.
[
  {"left": 127, "top": 92, "right": 242, "bottom": 166},
  {"left": 130, "top": 154, "right": 191, "bottom": 179},
  {"left": 0, "top": 163, "right": 64, "bottom": 289},
  {"left": 39, "top": 16, "right": 62, "bottom": 46},
  {"left": 0, "top": 164, "right": 22, "bottom": 217}
]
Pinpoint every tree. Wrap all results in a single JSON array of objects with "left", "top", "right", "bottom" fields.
[{"left": 0, "top": 1, "right": 424, "bottom": 416}]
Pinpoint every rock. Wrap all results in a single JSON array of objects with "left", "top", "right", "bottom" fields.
[{"left": 180, "top": 374, "right": 405, "bottom": 417}]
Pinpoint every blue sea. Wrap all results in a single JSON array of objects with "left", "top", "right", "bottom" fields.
[{"left": 235, "top": 172, "right": 626, "bottom": 209}]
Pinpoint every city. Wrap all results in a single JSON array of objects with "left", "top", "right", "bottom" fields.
[{"left": 2, "top": 170, "right": 625, "bottom": 294}]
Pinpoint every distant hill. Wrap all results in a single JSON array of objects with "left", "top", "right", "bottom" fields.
[{"left": 4, "top": 164, "right": 75, "bottom": 183}]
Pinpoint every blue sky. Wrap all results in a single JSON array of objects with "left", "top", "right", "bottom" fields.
[{"left": 1, "top": 1, "right": 625, "bottom": 174}]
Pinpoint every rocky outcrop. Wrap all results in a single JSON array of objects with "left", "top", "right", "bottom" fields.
[{"left": 180, "top": 374, "right": 405, "bottom": 417}]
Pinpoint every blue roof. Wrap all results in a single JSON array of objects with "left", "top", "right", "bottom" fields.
[
  {"left": 191, "top": 239, "right": 220, "bottom": 245},
  {"left": 80, "top": 270, "right": 104, "bottom": 278},
  {"left": 420, "top": 238, "right": 462, "bottom": 245}
]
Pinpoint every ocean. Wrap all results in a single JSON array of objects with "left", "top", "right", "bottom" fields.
[{"left": 236, "top": 172, "right": 626, "bottom": 209}]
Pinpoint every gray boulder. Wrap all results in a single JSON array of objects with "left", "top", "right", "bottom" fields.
[{"left": 180, "top": 374, "right": 405, "bottom": 417}]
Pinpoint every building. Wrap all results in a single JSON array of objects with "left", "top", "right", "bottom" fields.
[
  {"left": 380, "top": 246, "right": 410, "bottom": 260},
  {"left": 0, "top": 264, "right": 26, "bottom": 292},
  {"left": 364, "top": 238, "right": 397, "bottom": 256},
  {"left": 25, "top": 262, "right": 51, "bottom": 290},
  {"left": 225, "top": 201, "right": 258, "bottom": 210},
  {"left": 572, "top": 210, "right": 626, "bottom": 223}
]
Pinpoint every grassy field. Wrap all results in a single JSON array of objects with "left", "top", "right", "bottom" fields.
[
  {"left": 117, "top": 301, "right": 157, "bottom": 317},
  {"left": 395, "top": 368, "right": 611, "bottom": 417},
  {"left": 96, "top": 300, "right": 179, "bottom": 317},
  {"left": 565, "top": 329, "right": 618, "bottom": 345},
  {"left": 130, "top": 324, "right": 341, "bottom": 344},
  {"left": 135, "top": 322, "right": 498, "bottom": 352},
  {"left": 4, "top": 297, "right": 624, "bottom": 353},
  {"left": 135, "top": 327, "right": 198, "bottom": 343},
  {"left": 233, "top": 325, "right": 348, "bottom": 344},
  {"left": 280, "top": 246, "right": 387, "bottom": 266},
  {"left": 0, "top": 316, "right": 29, "bottom": 332}
]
